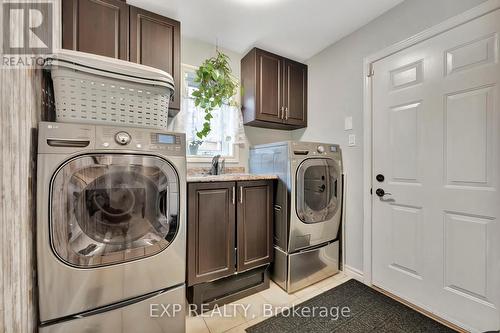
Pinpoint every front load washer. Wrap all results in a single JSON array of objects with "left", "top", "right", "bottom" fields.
[
  {"left": 36, "top": 122, "right": 186, "bottom": 332},
  {"left": 250, "top": 141, "right": 343, "bottom": 293}
]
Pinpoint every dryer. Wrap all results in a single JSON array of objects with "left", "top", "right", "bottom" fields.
[
  {"left": 36, "top": 122, "right": 186, "bottom": 332},
  {"left": 250, "top": 141, "right": 343, "bottom": 293}
]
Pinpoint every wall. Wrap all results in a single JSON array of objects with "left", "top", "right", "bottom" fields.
[
  {"left": 0, "top": 68, "right": 40, "bottom": 333},
  {"left": 0, "top": 2, "right": 60, "bottom": 331},
  {"left": 0, "top": 35, "right": 44, "bottom": 333},
  {"left": 179, "top": 37, "right": 292, "bottom": 171},
  {"left": 294, "top": 0, "right": 488, "bottom": 274}
]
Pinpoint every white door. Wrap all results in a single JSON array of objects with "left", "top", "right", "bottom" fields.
[{"left": 372, "top": 8, "right": 500, "bottom": 332}]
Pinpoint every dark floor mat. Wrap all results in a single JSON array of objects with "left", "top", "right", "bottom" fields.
[{"left": 246, "top": 279, "right": 457, "bottom": 333}]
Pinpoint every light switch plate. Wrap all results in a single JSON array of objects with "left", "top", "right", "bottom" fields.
[
  {"left": 348, "top": 134, "right": 356, "bottom": 146},
  {"left": 344, "top": 116, "right": 353, "bottom": 130}
]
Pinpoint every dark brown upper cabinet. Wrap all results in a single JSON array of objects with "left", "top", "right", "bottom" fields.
[
  {"left": 62, "top": 0, "right": 181, "bottom": 114},
  {"left": 241, "top": 48, "right": 307, "bottom": 130},
  {"left": 187, "top": 182, "right": 236, "bottom": 286},
  {"left": 187, "top": 180, "right": 274, "bottom": 286},
  {"left": 283, "top": 59, "right": 308, "bottom": 127},
  {"left": 129, "top": 6, "right": 181, "bottom": 110},
  {"left": 254, "top": 51, "right": 283, "bottom": 124},
  {"left": 62, "top": 0, "right": 129, "bottom": 60}
]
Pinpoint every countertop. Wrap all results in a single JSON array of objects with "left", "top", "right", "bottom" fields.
[{"left": 186, "top": 173, "right": 278, "bottom": 183}]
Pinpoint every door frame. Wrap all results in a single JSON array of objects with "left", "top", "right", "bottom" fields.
[{"left": 362, "top": 0, "right": 500, "bottom": 286}]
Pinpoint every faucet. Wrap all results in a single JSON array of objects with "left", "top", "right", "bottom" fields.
[{"left": 210, "top": 155, "right": 225, "bottom": 175}]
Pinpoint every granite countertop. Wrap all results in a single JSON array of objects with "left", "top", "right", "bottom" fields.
[{"left": 186, "top": 173, "right": 279, "bottom": 183}]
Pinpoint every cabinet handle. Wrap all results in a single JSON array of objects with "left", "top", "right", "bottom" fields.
[
  {"left": 232, "top": 186, "right": 235, "bottom": 205},
  {"left": 239, "top": 186, "right": 243, "bottom": 204},
  {"left": 285, "top": 107, "right": 289, "bottom": 120},
  {"left": 280, "top": 106, "right": 284, "bottom": 119}
]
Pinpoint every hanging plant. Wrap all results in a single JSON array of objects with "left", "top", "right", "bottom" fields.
[{"left": 191, "top": 51, "right": 238, "bottom": 140}]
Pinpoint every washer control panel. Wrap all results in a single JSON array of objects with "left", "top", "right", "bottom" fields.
[
  {"left": 95, "top": 126, "right": 186, "bottom": 156},
  {"left": 291, "top": 142, "right": 341, "bottom": 158}
]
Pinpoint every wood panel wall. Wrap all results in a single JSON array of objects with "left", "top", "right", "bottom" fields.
[
  {"left": 0, "top": 0, "right": 60, "bottom": 330},
  {"left": 0, "top": 67, "right": 41, "bottom": 333}
]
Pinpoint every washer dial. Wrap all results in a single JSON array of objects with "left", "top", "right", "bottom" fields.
[{"left": 115, "top": 131, "right": 131, "bottom": 145}]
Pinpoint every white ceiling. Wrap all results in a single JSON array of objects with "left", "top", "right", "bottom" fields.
[{"left": 128, "top": 0, "right": 404, "bottom": 61}]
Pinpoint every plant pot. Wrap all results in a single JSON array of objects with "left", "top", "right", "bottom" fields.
[{"left": 189, "top": 145, "right": 199, "bottom": 155}]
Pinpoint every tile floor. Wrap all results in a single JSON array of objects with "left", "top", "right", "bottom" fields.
[{"left": 186, "top": 272, "right": 352, "bottom": 333}]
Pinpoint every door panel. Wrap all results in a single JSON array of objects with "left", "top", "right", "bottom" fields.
[
  {"left": 443, "top": 212, "right": 491, "bottom": 302},
  {"left": 390, "top": 102, "right": 421, "bottom": 182},
  {"left": 130, "top": 7, "right": 181, "bottom": 110},
  {"left": 256, "top": 51, "right": 283, "bottom": 123},
  {"left": 445, "top": 34, "right": 497, "bottom": 75},
  {"left": 389, "top": 205, "right": 423, "bottom": 278},
  {"left": 284, "top": 60, "right": 307, "bottom": 126},
  {"left": 445, "top": 86, "right": 493, "bottom": 186},
  {"left": 187, "top": 182, "right": 236, "bottom": 285},
  {"left": 62, "top": 0, "right": 128, "bottom": 60},
  {"left": 237, "top": 181, "right": 273, "bottom": 272},
  {"left": 372, "top": 9, "right": 500, "bottom": 332}
]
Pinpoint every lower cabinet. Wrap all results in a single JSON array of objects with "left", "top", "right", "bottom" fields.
[
  {"left": 187, "top": 180, "right": 274, "bottom": 310},
  {"left": 236, "top": 180, "right": 274, "bottom": 272},
  {"left": 187, "top": 182, "right": 236, "bottom": 285}
]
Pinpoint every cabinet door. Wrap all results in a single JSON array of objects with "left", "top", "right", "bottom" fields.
[
  {"left": 130, "top": 7, "right": 181, "bottom": 110},
  {"left": 237, "top": 180, "right": 273, "bottom": 272},
  {"left": 62, "top": 0, "right": 129, "bottom": 60},
  {"left": 187, "top": 182, "right": 236, "bottom": 286},
  {"left": 256, "top": 50, "right": 283, "bottom": 123},
  {"left": 283, "top": 60, "right": 308, "bottom": 127}
]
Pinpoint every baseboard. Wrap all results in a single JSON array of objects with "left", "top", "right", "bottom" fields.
[{"left": 344, "top": 265, "right": 364, "bottom": 283}]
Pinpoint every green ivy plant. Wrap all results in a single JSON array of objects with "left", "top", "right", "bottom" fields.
[{"left": 191, "top": 51, "right": 238, "bottom": 139}]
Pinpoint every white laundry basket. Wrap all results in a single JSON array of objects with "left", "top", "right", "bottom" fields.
[{"left": 45, "top": 50, "right": 175, "bottom": 129}]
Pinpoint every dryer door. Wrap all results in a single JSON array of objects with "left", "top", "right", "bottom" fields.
[
  {"left": 50, "top": 154, "right": 179, "bottom": 268},
  {"left": 296, "top": 158, "right": 341, "bottom": 224}
]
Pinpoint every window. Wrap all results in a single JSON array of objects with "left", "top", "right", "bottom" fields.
[{"left": 180, "top": 64, "right": 241, "bottom": 161}]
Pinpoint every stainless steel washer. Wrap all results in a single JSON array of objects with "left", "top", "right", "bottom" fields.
[
  {"left": 250, "top": 141, "right": 343, "bottom": 293},
  {"left": 36, "top": 122, "right": 186, "bottom": 332}
]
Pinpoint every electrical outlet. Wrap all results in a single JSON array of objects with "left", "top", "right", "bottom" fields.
[{"left": 348, "top": 134, "right": 356, "bottom": 146}]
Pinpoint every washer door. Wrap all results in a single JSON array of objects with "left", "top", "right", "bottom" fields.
[
  {"left": 296, "top": 158, "right": 341, "bottom": 224},
  {"left": 50, "top": 154, "right": 179, "bottom": 268}
]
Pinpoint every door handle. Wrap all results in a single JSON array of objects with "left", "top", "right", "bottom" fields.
[
  {"left": 285, "top": 107, "right": 289, "bottom": 120},
  {"left": 239, "top": 186, "right": 243, "bottom": 204},
  {"left": 280, "top": 106, "right": 284, "bottom": 119},
  {"left": 375, "top": 188, "right": 392, "bottom": 197},
  {"left": 232, "top": 186, "right": 235, "bottom": 205}
]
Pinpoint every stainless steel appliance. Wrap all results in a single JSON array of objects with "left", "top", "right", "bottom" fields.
[
  {"left": 250, "top": 141, "right": 343, "bottom": 293},
  {"left": 36, "top": 122, "right": 186, "bottom": 333}
]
